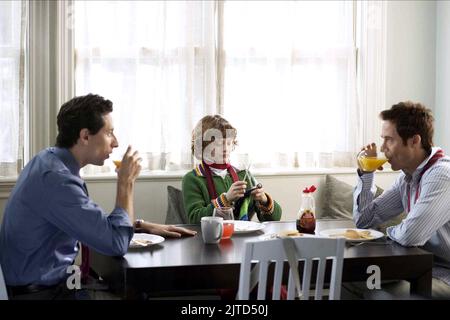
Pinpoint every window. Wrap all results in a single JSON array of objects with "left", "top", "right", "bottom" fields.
[
  {"left": 0, "top": 0, "right": 386, "bottom": 178},
  {"left": 75, "top": 0, "right": 371, "bottom": 174},
  {"left": 74, "top": 0, "right": 216, "bottom": 174},
  {"left": 0, "top": 1, "right": 26, "bottom": 177},
  {"left": 221, "top": 1, "right": 358, "bottom": 169}
]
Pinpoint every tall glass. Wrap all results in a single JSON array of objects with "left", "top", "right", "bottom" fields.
[
  {"left": 213, "top": 207, "right": 234, "bottom": 239},
  {"left": 111, "top": 146, "right": 126, "bottom": 172},
  {"left": 357, "top": 150, "right": 388, "bottom": 172}
]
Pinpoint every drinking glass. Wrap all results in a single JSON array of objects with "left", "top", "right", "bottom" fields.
[
  {"left": 213, "top": 207, "right": 234, "bottom": 239},
  {"left": 357, "top": 150, "right": 388, "bottom": 172},
  {"left": 110, "top": 146, "right": 126, "bottom": 171},
  {"left": 112, "top": 160, "right": 122, "bottom": 169}
]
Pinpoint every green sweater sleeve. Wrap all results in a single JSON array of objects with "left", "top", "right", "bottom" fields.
[
  {"left": 182, "top": 169, "right": 283, "bottom": 223},
  {"left": 182, "top": 172, "right": 215, "bottom": 224},
  {"left": 255, "top": 201, "right": 282, "bottom": 221}
]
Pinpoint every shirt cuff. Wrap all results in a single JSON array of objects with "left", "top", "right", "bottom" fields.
[
  {"left": 386, "top": 225, "right": 396, "bottom": 240},
  {"left": 110, "top": 206, "right": 134, "bottom": 228},
  {"left": 212, "top": 193, "right": 232, "bottom": 208},
  {"left": 257, "top": 193, "right": 274, "bottom": 215},
  {"left": 360, "top": 172, "right": 375, "bottom": 192}
]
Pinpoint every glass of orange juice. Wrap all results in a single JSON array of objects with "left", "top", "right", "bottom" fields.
[
  {"left": 357, "top": 150, "right": 387, "bottom": 172},
  {"left": 112, "top": 160, "right": 122, "bottom": 169},
  {"left": 213, "top": 207, "right": 234, "bottom": 240}
]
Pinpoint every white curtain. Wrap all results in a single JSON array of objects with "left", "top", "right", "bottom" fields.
[
  {"left": 0, "top": 0, "right": 26, "bottom": 177},
  {"left": 357, "top": 1, "right": 387, "bottom": 148},
  {"left": 223, "top": 1, "right": 359, "bottom": 169},
  {"left": 73, "top": 0, "right": 386, "bottom": 174},
  {"left": 74, "top": 0, "right": 217, "bottom": 174}
]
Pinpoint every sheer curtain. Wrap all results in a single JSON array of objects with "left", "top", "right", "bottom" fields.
[
  {"left": 223, "top": 1, "right": 359, "bottom": 170},
  {"left": 357, "top": 1, "right": 387, "bottom": 148},
  {"left": 74, "top": 0, "right": 217, "bottom": 174},
  {"left": 0, "top": 1, "right": 26, "bottom": 177},
  {"left": 73, "top": 0, "right": 386, "bottom": 174}
]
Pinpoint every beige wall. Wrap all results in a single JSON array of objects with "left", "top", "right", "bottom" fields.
[
  {"left": 435, "top": 1, "right": 450, "bottom": 152},
  {"left": 385, "top": 0, "right": 436, "bottom": 108},
  {"left": 86, "top": 171, "right": 398, "bottom": 223},
  {"left": 0, "top": 171, "right": 399, "bottom": 225}
]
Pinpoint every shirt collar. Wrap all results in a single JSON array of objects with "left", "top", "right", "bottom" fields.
[
  {"left": 209, "top": 166, "right": 228, "bottom": 178},
  {"left": 403, "top": 146, "right": 441, "bottom": 182},
  {"left": 49, "top": 147, "right": 81, "bottom": 177}
]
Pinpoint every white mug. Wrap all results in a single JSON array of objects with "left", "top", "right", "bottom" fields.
[{"left": 201, "top": 216, "right": 223, "bottom": 244}]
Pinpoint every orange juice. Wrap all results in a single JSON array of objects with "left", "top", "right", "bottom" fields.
[
  {"left": 221, "top": 222, "right": 234, "bottom": 239},
  {"left": 113, "top": 160, "right": 122, "bottom": 168},
  {"left": 359, "top": 157, "right": 387, "bottom": 171}
]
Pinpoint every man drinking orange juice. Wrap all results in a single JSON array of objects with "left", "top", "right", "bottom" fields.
[
  {"left": 0, "top": 94, "right": 196, "bottom": 300},
  {"left": 350, "top": 101, "right": 450, "bottom": 299}
]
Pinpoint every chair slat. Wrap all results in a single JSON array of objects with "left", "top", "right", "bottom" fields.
[
  {"left": 301, "top": 258, "right": 312, "bottom": 300},
  {"left": 272, "top": 261, "right": 284, "bottom": 300},
  {"left": 257, "top": 260, "right": 269, "bottom": 300},
  {"left": 315, "top": 258, "right": 326, "bottom": 300},
  {"left": 237, "top": 237, "right": 345, "bottom": 301}
]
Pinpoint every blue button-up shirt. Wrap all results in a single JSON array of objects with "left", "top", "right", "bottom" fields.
[{"left": 0, "top": 147, "right": 134, "bottom": 286}]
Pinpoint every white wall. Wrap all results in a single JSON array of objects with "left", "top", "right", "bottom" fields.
[
  {"left": 435, "top": 1, "right": 450, "bottom": 151},
  {"left": 87, "top": 171, "right": 401, "bottom": 223},
  {"left": 0, "top": 171, "right": 399, "bottom": 225},
  {"left": 385, "top": 1, "right": 436, "bottom": 108}
]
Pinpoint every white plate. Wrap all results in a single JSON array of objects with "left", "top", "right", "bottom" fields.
[
  {"left": 318, "top": 228, "right": 384, "bottom": 242},
  {"left": 232, "top": 221, "right": 266, "bottom": 234},
  {"left": 258, "top": 232, "right": 316, "bottom": 241},
  {"left": 129, "top": 233, "right": 165, "bottom": 248}
]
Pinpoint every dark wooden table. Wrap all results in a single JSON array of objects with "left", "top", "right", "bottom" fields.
[{"left": 91, "top": 219, "right": 433, "bottom": 299}]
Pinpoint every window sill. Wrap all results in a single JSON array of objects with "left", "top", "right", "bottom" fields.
[
  {"left": 80, "top": 167, "right": 397, "bottom": 182},
  {"left": 0, "top": 167, "right": 398, "bottom": 184}
]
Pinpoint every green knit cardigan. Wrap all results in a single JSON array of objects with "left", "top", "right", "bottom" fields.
[{"left": 182, "top": 164, "right": 282, "bottom": 224}]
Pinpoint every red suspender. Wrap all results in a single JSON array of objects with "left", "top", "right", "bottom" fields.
[{"left": 407, "top": 149, "right": 444, "bottom": 212}]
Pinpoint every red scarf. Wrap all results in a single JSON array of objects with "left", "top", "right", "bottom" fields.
[
  {"left": 407, "top": 149, "right": 444, "bottom": 212},
  {"left": 202, "top": 161, "right": 239, "bottom": 199}
]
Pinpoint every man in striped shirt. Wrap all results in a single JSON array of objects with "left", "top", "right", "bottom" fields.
[{"left": 353, "top": 101, "right": 450, "bottom": 299}]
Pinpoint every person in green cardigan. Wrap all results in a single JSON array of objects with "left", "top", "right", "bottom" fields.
[{"left": 182, "top": 115, "right": 282, "bottom": 224}]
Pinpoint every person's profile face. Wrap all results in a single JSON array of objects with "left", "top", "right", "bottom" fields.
[
  {"left": 87, "top": 113, "right": 119, "bottom": 166},
  {"left": 380, "top": 120, "right": 412, "bottom": 171}
]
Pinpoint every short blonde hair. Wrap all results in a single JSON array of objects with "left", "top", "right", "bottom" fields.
[{"left": 191, "top": 115, "right": 238, "bottom": 160}]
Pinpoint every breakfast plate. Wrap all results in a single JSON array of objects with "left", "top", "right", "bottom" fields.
[
  {"left": 232, "top": 221, "right": 266, "bottom": 234},
  {"left": 258, "top": 230, "right": 317, "bottom": 241},
  {"left": 318, "top": 228, "right": 384, "bottom": 242},
  {"left": 129, "top": 233, "right": 165, "bottom": 248}
]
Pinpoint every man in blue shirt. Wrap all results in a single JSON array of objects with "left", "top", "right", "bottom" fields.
[{"left": 0, "top": 94, "right": 195, "bottom": 299}]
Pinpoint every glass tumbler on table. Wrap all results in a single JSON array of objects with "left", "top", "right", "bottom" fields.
[{"left": 213, "top": 207, "right": 234, "bottom": 239}]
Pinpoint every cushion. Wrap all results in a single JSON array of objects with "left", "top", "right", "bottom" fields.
[
  {"left": 165, "top": 186, "right": 189, "bottom": 224},
  {"left": 321, "top": 175, "right": 406, "bottom": 233}
]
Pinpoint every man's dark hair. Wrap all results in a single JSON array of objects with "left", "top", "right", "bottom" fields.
[
  {"left": 56, "top": 94, "right": 113, "bottom": 148},
  {"left": 380, "top": 101, "right": 434, "bottom": 153}
]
